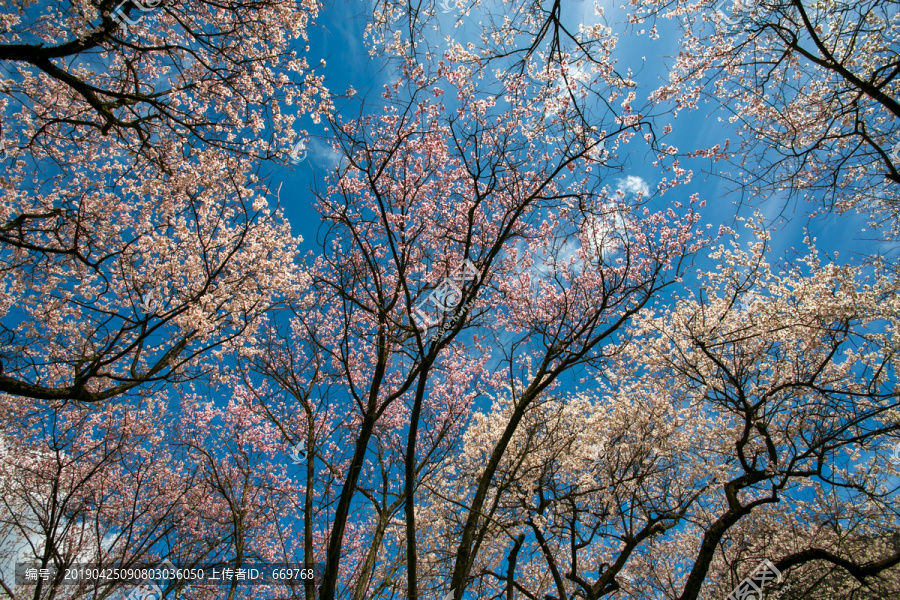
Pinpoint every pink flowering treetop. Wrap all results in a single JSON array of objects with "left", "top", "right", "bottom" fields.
[
  {"left": 419, "top": 218, "right": 899, "bottom": 600},
  {"left": 0, "top": 0, "right": 327, "bottom": 402},
  {"left": 627, "top": 0, "right": 900, "bottom": 231},
  {"left": 239, "top": 46, "right": 706, "bottom": 600}
]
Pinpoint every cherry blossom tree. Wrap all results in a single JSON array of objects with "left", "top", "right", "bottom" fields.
[
  {"left": 266, "top": 0, "right": 900, "bottom": 590},
  {"left": 234, "top": 41, "right": 705, "bottom": 598},
  {"left": 0, "top": 0, "right": 325, "bottom": 597},
  {"left": 0, "top": 157, "right": 306, "bottom": 403},
  {"left": 0, "top": 0, "right": 330, "bottom": 163},
  {"left": 0, "top": 0, "right": 328, "bottom": 403},
  {"left": 627, "top": 0, "right": 900, "bottom": 229},
  {"left": 2, "top": 3, "right": 898, "bottom": 600},
  {"left": 0, "top": 392, "right": 200, "bottom": 600},
  {"left": 172, "top": 382, "right": 314, "bottom": 600},
  {"left": 416, "top": 219, "right": 899, "bottom": 600},
  {"left": 368, "top": 0, "right": 898, "bottom": 230},
  {"left": 0, "top": 381, "right": 317, "bottom": 600},
  {"left": 624, "top": 221, "right": 900, "bottom": 599},
  {"left": 234, "top": 316, "right": 415, "bottom": 600}
]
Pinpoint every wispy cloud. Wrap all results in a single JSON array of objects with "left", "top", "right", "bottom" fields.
[{"left": 616, "top": 175, "right": 650, "bottom": 197}]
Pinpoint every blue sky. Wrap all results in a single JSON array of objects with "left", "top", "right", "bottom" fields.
[
  {"left": 4, "top": 1, "right": 897, "bottom": 594},
  {"left": 276, "top": 0, "right": 888, "bottom": 277},
  {"left": 272, "top": 5, "right": 898, "bottom": 498}
]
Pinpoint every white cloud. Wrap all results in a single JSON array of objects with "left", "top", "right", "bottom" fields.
[{"left": 616, "top": 175, "right": 650, "bottom": 197}]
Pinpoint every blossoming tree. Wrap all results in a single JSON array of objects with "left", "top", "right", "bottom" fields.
[
  {"left": 242, "top": 48, "right": 704, "bottom": 599},
  {"left": 0, "top": 0, "right": 325, "bottom": 402},
  {"left": 2, "top": 1, "right": 898, "bottom": 600},
  {"left": 630, "top": 0, "right": 900, "bottom": 228}
]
